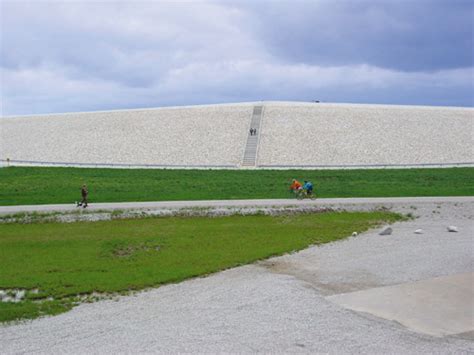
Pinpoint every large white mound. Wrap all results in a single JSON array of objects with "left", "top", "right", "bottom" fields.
[
  {"left": 258, "top": 102, "right": 473, "bottom": 167},
  {"left": 0, "top": 103, "right": 253, "bottom": 167},
  {"left": 1, "top": 101, "right": 472, "bottom": 168}
]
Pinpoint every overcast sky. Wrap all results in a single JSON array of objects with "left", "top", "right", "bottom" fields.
[{"left": 1, "top": 0, "right": 473, "bottom": 116}]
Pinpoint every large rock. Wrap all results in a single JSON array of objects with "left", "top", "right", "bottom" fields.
[{"left": 379, "top": 227, "right": 393, "bottom": 236}]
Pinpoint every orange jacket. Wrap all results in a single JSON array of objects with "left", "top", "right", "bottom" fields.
[{"left": 290, "top": 180, "right": 302, "bottom": 190}]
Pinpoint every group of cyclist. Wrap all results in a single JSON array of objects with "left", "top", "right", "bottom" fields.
[{"left": 289, "top": 179, "right": 315, "bottom": 199}]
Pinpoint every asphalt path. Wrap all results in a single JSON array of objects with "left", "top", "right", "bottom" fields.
[{"left": 1, "top": 196, "right": 473, "bottom": 214}]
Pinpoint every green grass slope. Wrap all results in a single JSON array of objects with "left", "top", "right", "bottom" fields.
[{"left": 0, "top": 167, "right": 473, "bottom": 205}]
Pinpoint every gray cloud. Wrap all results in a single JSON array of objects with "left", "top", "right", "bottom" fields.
[
  {"left": 238, "top": 0, "right": 473, "bottom": 71},
  {"left": 1, "top": 0, "right": 472, "bottom": 116}
]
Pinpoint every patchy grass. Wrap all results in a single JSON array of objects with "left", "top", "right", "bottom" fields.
[
  {"left": 0, "top": 210, "right": 403, "bottom": 322},
  {"left": 0, "top": 300, "right": 73, "bottom": 324},
  {"left": 0, "top": 167, "right": 473, "bottom": 206}
]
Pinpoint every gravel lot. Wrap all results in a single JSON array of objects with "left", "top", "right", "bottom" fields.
[{"left": 1, "top": 198, "right": 472, "bottom": 354}]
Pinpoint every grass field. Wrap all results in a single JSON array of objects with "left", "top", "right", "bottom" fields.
[
  {"left": 0, "top": 167, "right": 473, "bottom": 205},
  {"left": 0, "top": 210, "right": 403, "bottom": 322}
]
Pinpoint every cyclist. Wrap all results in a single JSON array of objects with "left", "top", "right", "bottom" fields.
[
  {"left": 303, "top": 180, "right": 314, "bottom": 197},
  {"left": 289, "top": 179, "right": 303, "bottom": 197}
]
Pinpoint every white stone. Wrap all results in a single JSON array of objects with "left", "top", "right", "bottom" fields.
[
  {"left": 352, "top": 232, "right": 358, "bottom": 237},
  {"left": 414, "top": 229, "right": 424, "bottom": 234},
  {"left": 1, "top": 296, "right": 16, "bottom": 303},
  {"left": 447, "top": 226, "right": 459, "bottom": 232}
]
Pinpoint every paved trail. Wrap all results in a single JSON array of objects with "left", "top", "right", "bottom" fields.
[
  {"left": 1, "top": 196, "right": 473, "bottom": 214},
  {"left": 1, "top": 197, "right": 473, "bottom": 354}
]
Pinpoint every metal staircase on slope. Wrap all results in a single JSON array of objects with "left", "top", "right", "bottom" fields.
[{"left": 242, "top": 105, "right": 263, "bottom": 167}]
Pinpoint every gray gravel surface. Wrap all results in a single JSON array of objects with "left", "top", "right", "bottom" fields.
[
  {"left": 2, "top": 101, "right": 472, "bottom": 168},
  {"left": 260, "top": 201, "right": 474, "bottom": 294},
  {"left": 0, "top": 198, "right": 473, "bottom": 354},
  {"left": 258, "top": 102, "right": 473, "bottom": 166},
  {"left": 0, "top": 103, "right": 253, "bottom": 167}
]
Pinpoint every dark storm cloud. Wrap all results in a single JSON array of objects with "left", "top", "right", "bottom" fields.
[{"left": 241, "top": 0, "right": 473, "bottom": 71}]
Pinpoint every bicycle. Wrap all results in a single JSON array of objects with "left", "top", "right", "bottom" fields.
[
  {"left": 296, "top": 189, "right": 316, "bottom": 200},
  {"left": 290, "top": 188, "right": 316, "bottom": 200}
]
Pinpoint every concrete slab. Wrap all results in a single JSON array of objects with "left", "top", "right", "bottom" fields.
[{"left": 327, "top": 272, "right": 474, "bottom": 337}]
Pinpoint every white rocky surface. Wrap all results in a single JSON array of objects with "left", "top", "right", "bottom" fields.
[
  {"left": 1, "top": 101, "right": 472, "bottom": 168},
  {"left": 258, "top": 102, "right": 473, "bottom": 166},
  {"left": 0, "top": 103, "right": 253, "bottom": 167}
]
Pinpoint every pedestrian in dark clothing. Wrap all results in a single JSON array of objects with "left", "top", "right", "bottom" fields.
[
  {"left": 250, "top": 128, "right": 253, "bottom": 136},
  {"left": 77, "top": 184, "right": 88, "bottom": 208}
]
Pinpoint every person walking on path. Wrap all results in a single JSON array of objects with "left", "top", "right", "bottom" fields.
[{"left": 77, "top": 184, "right": 89, "bottom": 208}]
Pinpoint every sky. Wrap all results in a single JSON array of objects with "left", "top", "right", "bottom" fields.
[{"left": 1, "top": 0, "right": 473, "bottom": 116}]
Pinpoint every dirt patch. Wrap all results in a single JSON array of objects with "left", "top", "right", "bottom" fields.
[
  {"left": 259, "top": 260, "right": 381, "bottom": 295},
  {"left": 112, "top": 243, "right": 161, "bottom": 258}
]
